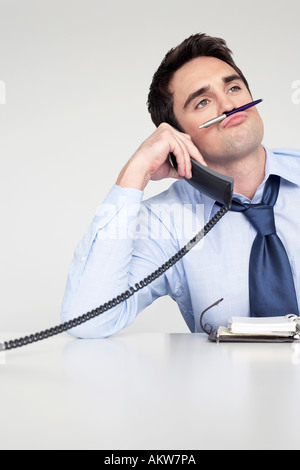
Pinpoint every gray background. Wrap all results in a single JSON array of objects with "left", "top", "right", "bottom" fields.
[{"left": 0, "top": 0, "right": 299, "bottom": 334}]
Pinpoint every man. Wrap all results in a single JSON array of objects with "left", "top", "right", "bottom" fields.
[{"left": 61, "top": 33, "right": 300, "bottom": 338}]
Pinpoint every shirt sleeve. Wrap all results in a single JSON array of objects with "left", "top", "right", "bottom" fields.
[{"left": 60, "top": 184, "right": 186, "bottom": 339}]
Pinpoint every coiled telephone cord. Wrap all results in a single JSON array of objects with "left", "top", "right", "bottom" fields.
[{"left": 1, "top": 204, "right": 229, "bottom": 351}]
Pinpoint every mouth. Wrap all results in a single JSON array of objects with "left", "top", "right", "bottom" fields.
[{"left": 221, "top": 111, "right": 248, "bottom": 129}]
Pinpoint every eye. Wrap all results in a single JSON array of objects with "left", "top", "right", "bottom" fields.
[
  {"left": 195, "top": 98, "right": 210, "bottom": 109},
  {"left": 228, "top": 85, "right": 241, "bottom": 93}
]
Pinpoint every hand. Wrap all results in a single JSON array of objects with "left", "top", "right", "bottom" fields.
[{"left": 116, "top": 123, "right": 207, "bottom": 190}]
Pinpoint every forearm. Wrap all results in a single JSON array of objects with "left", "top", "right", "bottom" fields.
[{"left": 60, "top": 184, "right": 144, "bottom": 338}]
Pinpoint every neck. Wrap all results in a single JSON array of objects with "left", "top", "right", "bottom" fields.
[{"left": 208, "top": 145, "right": 266, "bottom": 200}]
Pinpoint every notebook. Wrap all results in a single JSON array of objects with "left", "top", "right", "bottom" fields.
[{"left": 208, "top": 315, "right": 300, "bottom": 343}]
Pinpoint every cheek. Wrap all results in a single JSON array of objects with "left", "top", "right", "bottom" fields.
[{"left": 190, "top": 128, "right": 221, "bottom": 156}]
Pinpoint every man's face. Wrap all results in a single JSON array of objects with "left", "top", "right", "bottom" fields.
[{"left": 170, "top": 56, "right": 264, "bottom": 167}]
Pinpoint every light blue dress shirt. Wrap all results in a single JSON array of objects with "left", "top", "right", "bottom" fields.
[{"left": 61, "top": 147, "right": 300, "bottom": 338}]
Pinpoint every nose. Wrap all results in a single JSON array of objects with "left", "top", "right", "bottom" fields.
[{"left": 218, "top": 95, "right": 236, "bottom": 115}]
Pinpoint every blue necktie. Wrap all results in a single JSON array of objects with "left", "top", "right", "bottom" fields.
[{"left": 230, "top": 175, "right": 298, "bottom": 317}]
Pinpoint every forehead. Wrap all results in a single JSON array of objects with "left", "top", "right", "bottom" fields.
[{"left": 170, "top": 56, "right": 238, "bottom": 103}]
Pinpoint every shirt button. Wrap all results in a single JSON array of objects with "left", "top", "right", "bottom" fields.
[{"left": 81, "top": 256, "right": 87, "bottom": 262}]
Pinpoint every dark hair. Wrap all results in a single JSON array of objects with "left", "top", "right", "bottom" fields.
[{"left": 147, "top": 33, "right": 250, "bottom": 129}]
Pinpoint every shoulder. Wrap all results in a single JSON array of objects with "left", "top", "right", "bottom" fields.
[
  {"left": 270, "top": 148, "right": 300, "bottom": 160},
  {"left": 142, "top": 180, "right": 203, "bottom": 209},
  {"left": 266, "top": 147, "right": 300, "bottom": 185}
]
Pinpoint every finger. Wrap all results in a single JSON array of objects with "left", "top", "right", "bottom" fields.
[
  {"left": 171, "top": 135, "right": 192, "bottom": 179},
  {"left": 176, "top": 132, "right": 207, "bottom": 167},
  {"left": 169, "top": 166, "right": 183, "bottom": 180}
]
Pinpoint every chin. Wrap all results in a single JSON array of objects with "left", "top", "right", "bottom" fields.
[{"left": 223, "top": 124, "right": 264, "bottom": 157}]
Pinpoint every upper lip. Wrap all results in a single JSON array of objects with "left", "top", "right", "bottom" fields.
[{"left": 221, "top": 111, "right": 248, "bottom": 128}]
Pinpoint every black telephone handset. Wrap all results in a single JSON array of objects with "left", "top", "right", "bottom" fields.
[
  {"left": 169, "top": 153, "right": 233, "bottom": 207},
  {"left": 2, "top": 152, "right": 234, "bottom": 351}
]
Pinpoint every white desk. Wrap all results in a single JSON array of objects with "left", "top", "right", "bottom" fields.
[{"left": 1, "top": 331, "right": 300, "bottom": 450}]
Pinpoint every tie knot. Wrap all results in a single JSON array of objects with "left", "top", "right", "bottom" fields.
[
  {"left": 230, "top": 174, "right": 281, "bottom": 237},
  {"left": 244, "top": 203, "right": 276, "bottom": 236}
]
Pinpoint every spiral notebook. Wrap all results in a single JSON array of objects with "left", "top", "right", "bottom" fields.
[{"left": 208, "top": 315, "right": 300, "bottom": 343}]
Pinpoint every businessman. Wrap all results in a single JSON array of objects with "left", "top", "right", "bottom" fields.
[{"left": 61, "top": 33, "right": 300, "bottom": 338}]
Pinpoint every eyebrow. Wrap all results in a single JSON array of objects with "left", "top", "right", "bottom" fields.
[{"left": 183, "top": 74, "right": 243, "bottom": 109}]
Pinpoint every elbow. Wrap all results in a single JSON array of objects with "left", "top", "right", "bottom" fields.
[{"left": 60, "top": 301, "right": 131, "bottom": 340}]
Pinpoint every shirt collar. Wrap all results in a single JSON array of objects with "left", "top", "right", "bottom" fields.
[
  {"left": 207, "top": 146, "right": 300, "bottom": 215},
  {"left": 265, "top": 147, "right": 300, "bottom": 186}
]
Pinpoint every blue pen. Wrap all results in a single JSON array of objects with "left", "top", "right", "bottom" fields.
[{"left": 199, "top": 99, "right": 263, "bottom": 129}]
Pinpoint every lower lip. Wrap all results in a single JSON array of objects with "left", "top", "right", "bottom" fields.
[{"left": 221, "top": 113, "right": 247, "bottom": 129}]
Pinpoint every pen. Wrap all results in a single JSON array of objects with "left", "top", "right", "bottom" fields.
[{"left": 198, "top": 98, "right": 263, "bottom": 129}]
